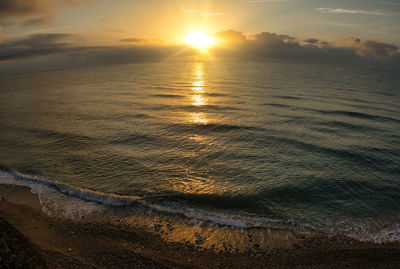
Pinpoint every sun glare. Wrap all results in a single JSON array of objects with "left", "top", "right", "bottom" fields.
[{"left": 185, "top": 32, "right": 215, "bottom": 50}]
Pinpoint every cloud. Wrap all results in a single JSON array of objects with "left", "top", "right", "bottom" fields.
[
  {"left": 350, "top": 37, "right": 398, "bottom": 59},
  {"left": 0, "top": 30, "right": 399, "bottom": 75},
  {"left": 314, "top": 8, "right": 390, "bottom": 16},
  {"left": 303, "top": 38, "right": 329, "bottom": 47},
  {"left": 304, "top": 38, "right": 319, "bottom": 44},
  {"left": 0, "top": 26, "right": 4, "bottom": 42},
  {"left": 0, "top": 0, "right": 53, "bottom": 18},
  {"left": 0, "top": 38, "right": 188, "bottom": 75},
  {"left": 120, "top": 38, "right": 147, "bottom": 43},
  {"left": 0, "top": 33, "right": 81, "bottom": 61},
  {"left": 0, "top": 0, "right": 88, "bottom": 22},
  {"left": 252, "top": 32, "right": 296, "bottom": 45},
  {"left": 212, "top": 30, "right": 399, "bottom": 69},
  {"left": 0, "top": 33, "right": 182, "bottom": 63}
]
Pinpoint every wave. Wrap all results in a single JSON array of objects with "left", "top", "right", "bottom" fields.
[
  {"left": 169, "top": 123, "right": 263, "bottom": 133},
  {"left": 0, "top": 168, "right": 293, "bottom": 229},
  {"left": 325, "top": 120, "right": 377, "bottom": 132},
  {"left": 260, "top": 102, "right": 400, "bottom": 123},
  {"left": 261, "top": 103, "right": 294, "bottom": 109},
  {"left": 108, "top": 132, "right": 171, "bottom": 148},
  {"left": 147, "top": 103, "right": 244, "bottom": 112},
  {"left": 104, "top": 113, "right": 156, "bottom": 121},
  {"left": 204, "top": 93, "right": 229, "bottom": 97},
  {"left": 273, "top": 95, "right": 303, "bottom": 100},
  {"left": 1, "top": 168, "right": 400, "bottom": 242},
  {"left": 319, "top": 110, "right": 400, "bottom": 123},
  {"left": 242, "top": 132, "right": 399, "bottom": 174},
  {"left": 150, "top": 94, "right": 185, "bottom": 98}
]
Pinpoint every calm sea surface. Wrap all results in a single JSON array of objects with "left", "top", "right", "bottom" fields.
[{"left": 0, "top": 62, "right": 399, "bottom": 237}]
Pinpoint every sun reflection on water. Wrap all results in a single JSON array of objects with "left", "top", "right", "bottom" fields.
[
  {"left": 189, "top": 112, "right": 208, "bottom": 124},
  {"left": 192, "top": 95, "right": 207, "bottom": 107},
  {"left": 192, "top": 81, "right": 205, "bottom": 93},
  {"left": 189, "top": 63, "right": 209, "bottom": 124}
]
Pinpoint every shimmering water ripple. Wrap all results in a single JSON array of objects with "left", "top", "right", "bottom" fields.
[{"left": 0, "top": 61, "right": 399, "bottom": 234}]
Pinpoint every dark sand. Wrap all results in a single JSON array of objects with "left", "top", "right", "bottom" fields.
[{"left": 1, "top": 184, "right": 400, "bottom": 268}]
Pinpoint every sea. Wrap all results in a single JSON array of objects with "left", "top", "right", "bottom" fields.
[{"left": 0, "top": 61, "right": 399, "bottom": 248}]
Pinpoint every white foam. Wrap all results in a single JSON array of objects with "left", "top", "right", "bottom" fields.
[
  {"left": 1, "top": 169, "right": 399, "bottom": 243},
  {"left": 350, "top": 224, "right": 400, "bottom": 243},
  {"left": 0, "top": 169, "right": 293, "bottom": 229},
  {"left": 0, "top": 170, "right": 104, "bottom": 219}
]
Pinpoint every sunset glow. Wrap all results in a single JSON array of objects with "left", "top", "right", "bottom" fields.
[
  {"left": 1, "top": 0, "right": 400, "bottom": 267},
  {"left": 185, "top": 32, "right": 215, "bottom": 50}
]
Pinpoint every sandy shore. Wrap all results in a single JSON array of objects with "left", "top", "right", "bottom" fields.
[{"left": 1, "top": 184, "right": 400, "bottom": 268}]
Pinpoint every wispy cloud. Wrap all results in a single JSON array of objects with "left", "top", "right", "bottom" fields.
[{"left": 314, "top": 8, "right": 390, "bottom": 16}]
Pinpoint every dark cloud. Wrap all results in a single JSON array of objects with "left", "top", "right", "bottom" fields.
[
  {"left": 303, "top": 38, "right": 330, "bottom": 48},
  {"left": 0, "top": 0, "right": 53, "bottom": 18},
  {"left": 0, "top": 33, "right": 184, "bottom": 63},
  {"left": 0, "top": 32, "right": 188, "bottom": 75},
  {"left": 0, "top": 33, "right": 82, "bottom": 60},
  {"left": 304, "top": 38, "right": 319, "bottom": 44},
  {"left": 0, "top": 26, "right": 4, "bottom": 42},
  {"left": 120, "top": 38, "right": 147, "bottom": 43},
  {"left": 212, "top": 30, "right": 399, "bottom": 68},
  {"left": 0, "top": 46, "right": 189, "bottom": 76},
  {"left": 0, "top": 0, "right": 88, "bottom": 22},
  {"left": 252, "top": 32, "right": 297, "bottom": 46},
  {"left": 350, "top": 37, "right": 398, "bottom": 59}
]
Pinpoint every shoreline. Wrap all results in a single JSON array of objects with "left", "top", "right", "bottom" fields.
[{"left": 1, "top": 184, "right": 400, "bottom": 268}]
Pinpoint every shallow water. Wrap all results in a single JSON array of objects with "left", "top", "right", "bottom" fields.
[{"left": 0, "top": 61, "right": 399, "bottom": 240}]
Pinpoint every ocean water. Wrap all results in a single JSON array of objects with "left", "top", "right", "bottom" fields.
[{"left": 0, "top": 61, "right": 400, "bottom": 241}]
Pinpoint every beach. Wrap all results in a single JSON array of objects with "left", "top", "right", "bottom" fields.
[{"left": 2, "top": 183, "right": 400, "bottom": 268}]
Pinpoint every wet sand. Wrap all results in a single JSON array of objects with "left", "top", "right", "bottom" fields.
[{"left": 1, "top": 184, "right": 400, "bottom": 268}]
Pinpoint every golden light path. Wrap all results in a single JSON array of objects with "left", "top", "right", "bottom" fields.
[{"left": 190, "top": 63, "right": 208, "bottom": 124}]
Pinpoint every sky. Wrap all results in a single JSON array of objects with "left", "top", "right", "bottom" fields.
[{"left": 0, "top": 0, "right": 399, "bottom": 73}]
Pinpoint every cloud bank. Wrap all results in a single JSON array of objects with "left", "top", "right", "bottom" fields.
[
  {"left": 213, "top": 30, "right": 399, "bottom": 65},
  {"left": 0, "top": 29, "right": 399, "bottom": 75},
  {"left": 0, "top": 33, "right": 82, "bottom": 61}
]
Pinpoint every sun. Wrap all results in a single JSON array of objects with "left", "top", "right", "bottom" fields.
[{"left": 185, "top": 32, "right": 215, "bottom": 50}]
